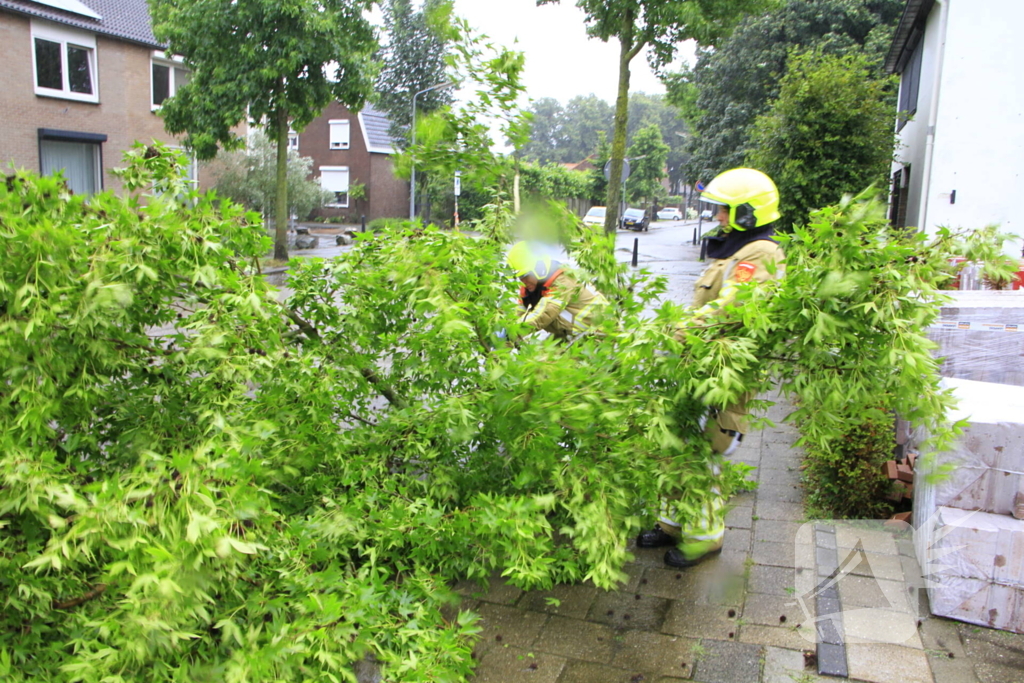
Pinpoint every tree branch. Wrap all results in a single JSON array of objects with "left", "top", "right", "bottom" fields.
[{"left": 53, "top": 583, "right": 107, "bottom": 610}]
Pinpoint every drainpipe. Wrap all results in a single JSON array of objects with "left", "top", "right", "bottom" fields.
[{"left": 918, "top": 0, "right": 951, "bottom": 233}]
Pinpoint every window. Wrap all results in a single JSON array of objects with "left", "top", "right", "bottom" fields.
[
  {"left": 897, "top": 33, "right": 924, "bottom": 132},
  {"left": 151, "top": 52, "right": 190, "bottom": 109},
  {"left": 328, "top": 120, "right": 350, "bottom": 150},
  {"left": 288, "top": 129, "right": 299, "bottom": 152},
  {"left": 38, "top": 128, "right": 106, "bottom": 195},
  {"left": 320, "top": 166, "right": 349, "bottom": 207},
  {"left": 31, "top": 21, "right": 98, "bottom": 103}
]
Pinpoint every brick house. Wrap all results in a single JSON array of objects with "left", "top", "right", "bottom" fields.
[
  {"left": 0, "top": 0, "right": 204, "bottom": 195},
  {"left": 298, "top": 101, "right": 410, "bottom": 223}
]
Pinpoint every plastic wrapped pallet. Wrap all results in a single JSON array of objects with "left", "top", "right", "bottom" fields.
[
  {"left": 912, "top": 378, "right": 1024, "bottom": 517},
  {"left": 928, "top": 290, "right": 1024, "bottom": 387},
  {"left": 916, "top": 506, "right": 1024, "bottom": 633}
]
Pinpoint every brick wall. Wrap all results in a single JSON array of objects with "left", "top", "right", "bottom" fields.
[{"left": 0, "top": 13, "right": 220, "bottom": 193}]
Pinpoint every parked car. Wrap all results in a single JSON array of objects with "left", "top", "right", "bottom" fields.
[
  {"left": 582, "top": 206, "right": 606, "bottom": 226},
  {"left": 621, "top": 208, "right": 649, "bottom": 231},
  {"left": 700, "top": 209, "right": 714, "bottom": 221},
  {"left": 656, "top": 207, "right": 683, "bottom": 221}
]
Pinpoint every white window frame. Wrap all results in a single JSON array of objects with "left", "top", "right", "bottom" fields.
[
  {"left": 288, "top": 128, "right": 299, "bottom": 152},
  {"left": 31, "top": 21, "right": 99, "bottom": 103},
  {"left": 150, "top": 51, "right": 189, "bottom": 111},
  {"left": 328, "top": 119, "right": 350, "bottom": 150},
  {"left": 319, "top": 166, "right": 350, "bottom": 208}
]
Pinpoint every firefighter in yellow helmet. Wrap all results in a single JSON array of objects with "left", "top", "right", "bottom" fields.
[
  {"left": 506, "top": 241, "right": 608, "bottom": 340},
  {"left": 637, "top": 168, "right": 786, "bottom": 568}
]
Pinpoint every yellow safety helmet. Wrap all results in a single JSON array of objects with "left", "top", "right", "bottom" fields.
[
  {"left": 507, "top": 241, "right": 557, "bottom": 279},
  {"left": 701, "top": 168, "right": 780, "bottom": 231}
]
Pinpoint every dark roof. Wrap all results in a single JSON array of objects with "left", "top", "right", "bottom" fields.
[
  {"left": 0, "top": 0, "right": 162, "bottom": 48},
  {"left": 360, "top": 102, "right": 398, "bottom": 153},
  {"left": 885, "top": 0, "right": 935, "bottom": 74}
]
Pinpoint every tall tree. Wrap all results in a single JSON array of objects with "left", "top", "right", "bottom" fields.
[
  {"left": 538, "top": 0, "right": 768, "bottom": 234},
  {"left": 150, "top": 0, "right": 378, "bottom": 260},
  {"left": 375, "top": 0, "right": 455, "bottom": 148},
  {"left": 746, "top": 51, "right": 896, "bottom": 231},
  {"left": 521, "top": 97, "right": 568, "bottom": 163},
  {"left": 625, "top": 122, "right": 669, "bottom": 208},
  {"left": 667, "top": 0, "right": 903, "bottom": 184}
]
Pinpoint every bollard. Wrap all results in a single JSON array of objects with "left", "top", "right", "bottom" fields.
[
  {"left": 361, "top": 215, "right": 366, "bottom": 233},
  {"left": 698, "top": 238, "right": 707, "bottom": 262},
  {"left": 692, "top": 227, "right": 697, "bottom": 245},
  {"left": 631, "top": 238, "right": 639, "bottom": 267}
]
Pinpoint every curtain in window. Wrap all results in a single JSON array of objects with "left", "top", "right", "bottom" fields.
[{"left": 40, "top": 140, "right": 99, "bottom": 195}]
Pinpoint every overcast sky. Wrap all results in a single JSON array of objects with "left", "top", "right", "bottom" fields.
[{"left": 450, "top": 0, "right": 696, "bottom": 106}]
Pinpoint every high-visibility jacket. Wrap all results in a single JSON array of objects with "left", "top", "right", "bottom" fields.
[
  {"left": 520, "top": 269, "right": 607, "bottom": 339},
  {"left": 679, "top": 238, "right": 785, "bottom": 438}
]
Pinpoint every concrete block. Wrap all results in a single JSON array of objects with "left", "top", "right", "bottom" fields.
[{"left": 914, "top": 378, "right": 1024, "bottom": 517}]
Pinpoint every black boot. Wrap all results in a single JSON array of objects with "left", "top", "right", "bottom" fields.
[
  {"left": 664, "top": 545, "right": 723, "bottom": 568},
  {"left": 636, "top": 526, "right": 677, "bottom": 548}
]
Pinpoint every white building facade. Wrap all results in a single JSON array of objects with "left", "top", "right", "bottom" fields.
[{"left": 886, "top": 0, "right": 1024, "bottom": 257}]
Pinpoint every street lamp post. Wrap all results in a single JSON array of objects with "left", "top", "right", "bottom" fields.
[{"left": 409, "top": 81, "right": 456, "bottom": 220}]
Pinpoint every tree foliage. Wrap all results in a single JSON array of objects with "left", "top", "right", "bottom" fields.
[
  {"left": 538, "top": 0, "right": 771, "bottom": 233},
  {"left": 375, "top": 0, "right": 455, "bottom": 147},
  {"left": 7, "top": 147, "right": 1013, "bottom": 680},
  {"left": 625, "top": 122, "right": 669, "bottom": 206},
  {"left": 746, "top": 51, "right": 897, "bottom": 231},
  {"left": 671, "top": 0, "right": 903, "bottom": 183},
  {"left": 209, "top": 130, "right": 332, "bottom": 223},
  {"left": 150, "top": 0, "right": 378, "bottom": 260}
]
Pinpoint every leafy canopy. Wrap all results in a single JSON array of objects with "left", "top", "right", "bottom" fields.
[{"left": 746, "top": 51, "right": 897, "bottom": 231}]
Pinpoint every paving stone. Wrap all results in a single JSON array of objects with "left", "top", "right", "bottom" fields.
[
  {"left": 836, "top": 574, "right": 912, "bottom": 612},
  {"left": 748, "top": 565, "right": 798, "bottom": 598},
  {"left": 474, "top": 602, "right": 549, "bottom": 650},
  {"left": 662, "top": 602, "right": 739, "bottom": 641},
  {"left": 730, "top": 491, "right": 756, "bottom": 508},
  {"left": 752, "top": 540, "right": 796, "bottom": 568},
  {"left": 846, "top": 642, "right": 932, "bottom": 683},
  {"left": 755, "top": 483, "right": 804, "bottom": 504},
  {"left": 517, "top": 583, "right": 598, "bottom": 620},
  {"left": 753, "top": 500, "right": 805, "bottom": 522},
  {"left": 835, "top": 526, "right": 899, "bottom": 555},
  {"left": 472, "top": 644, "right": 566, "bottom": 683},
  {"left": 813, "top": 615, "right": 845, "bottom": 646},
  {"left": 722, "top": 528, "right": 751, "bottom": 554},
  {"left": 742, "top": 592, "right": 805, "bottom": 628},
  {"left": 690, "top": 638, "right": 763, "bottom": 683},
  {"left": 740, "top": 624, "right": 816, "bottom": 651},
  {"left": 757, "top": 467, "right": 802, "bottom": 487},
  {"left": 533, "top": 615, "right": 617, "bottom": 664},
  {"left": 753, "top": 520, "right": 803, "bottom": 545},
  {"left": 724, "top": 505, "right": 753, "bottom": 530},
  {"left": 639, "top": 566, "right": 704, "bottom": 601},
  {"left": 844, "top": 551, "right": 906, "bottom": 582},
  {"left": 454, "top": 574, "right": 523, "bottom": 605},
  {"left": 919, "top": 616, "right": 969, "bottom": 659},
  {"left": 631, "top": 544, "right": 675, "bottom": 569},
  {"left": 610, "top": 630, "right": 698, "bottom": 679},
  {"left": 764, "top": 429, "right": 799, "bottom": 445},
  {"left": 815, "top": 529, "right": 837, "bottom": 550},
  {"left": 816, "top": 642, "right": 849, "bottom": 677},
  {"left": 758, "top": 450, "right": 804, "bottom": 469},
  {"left": 762, "top": 646, "right": 833, "bottom": 683},
  {"left": 842, "top": 608, "right": 923, "bottom": 648},
  {"left": 588, "top": 590, "right": 671, "bottom": 631},
  {"left": 554, "top": 660, "right": 643, "bottom": 683}
]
